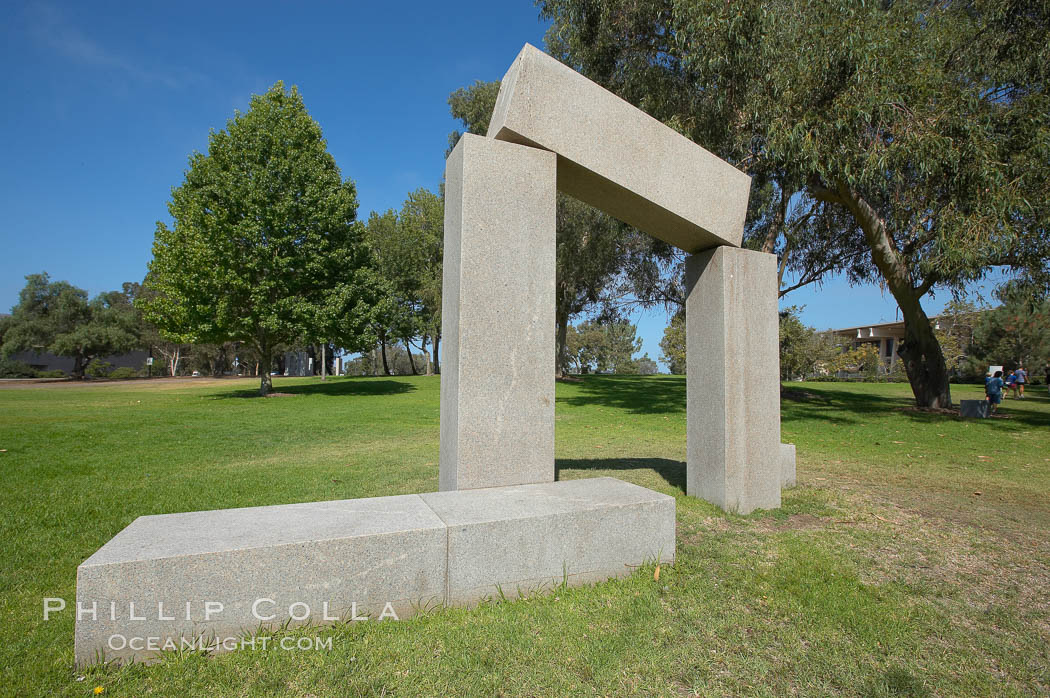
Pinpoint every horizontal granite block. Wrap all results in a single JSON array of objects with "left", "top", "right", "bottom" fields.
[
  {"left": 76, "top": 478, "right": 676, "bottom": 665},
  {"left": 75, "top": 496, "right": 447, "bottom": 666},
  {"left": 781, "top": 443, "right": 797, "bottom": 488},
  {"left": 488, "top": 43, "right": 750, "bottom": 253},
  {"left": 422, "top": 477, "right": 675, "bottom": 604}
]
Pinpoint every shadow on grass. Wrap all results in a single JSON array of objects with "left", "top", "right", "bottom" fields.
[
  {"left": 556, "top": 457, "right": 686, "bottom": 492},
  {"left": 862, "top": 665, "right": 932, "bottom": 697},
  {"left": 561, "top": 375, "right": 938, "bottom": 425},
  {"left": 781, "top": 386, "right": 912, "bottom": 426},
  {"left": 782, "top": 384, "right": 1050, "bottom": 429},
  {"left": 216, "top": 378, "right": 417, "bottom": 399},
  {"left": 558, "top": 375, "right": 686, "bottom": 415}
]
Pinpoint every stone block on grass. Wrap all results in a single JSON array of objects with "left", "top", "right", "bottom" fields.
[
  {"left": 75, "top": 495, "right": 447, "bottom": 666},
  {"left": 76, "top": 477, "right": 677, "bottom": 665},
  {"left": 960, "top": 399, "right": 989, "bottom": 419},
  {"left": 421, "top": 477, "right": 675, "bottom": 604}
]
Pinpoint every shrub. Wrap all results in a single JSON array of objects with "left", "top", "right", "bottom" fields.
[
  {"left": 85, "top": 360, "right": 113, "bottom": 378},
  {"left": 109, "top": 367, "right": 139, "bottom": 379},
  {"left": 0, "top": 358, "right": 38, "bottom": 378},
  {"left": 36, "top": 369, "right": 65, "bottom": 378}
]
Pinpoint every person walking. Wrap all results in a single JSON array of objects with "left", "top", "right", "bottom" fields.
[
  {"left": 986, "top": 370, "right": 1005, "bottom": 413},
  {"left": 1006, "top": 369, "right": 1018, "bottom": 398},
  {"left": 1015, "top": 364, "right": 1028, "bottom": 399}
]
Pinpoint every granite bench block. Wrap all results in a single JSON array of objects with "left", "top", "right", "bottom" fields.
[
  {"left": 75, "top": 495, "right": 447, "bottom": 665},
  {"left": 488, "top": 43, "right": 750, "bottom": 253},
  {"left": 421, "top": 477, "right": 675, "bottom": 604},
  {"left": 76, "top": 478, "right": 676, "bottom": 665}
]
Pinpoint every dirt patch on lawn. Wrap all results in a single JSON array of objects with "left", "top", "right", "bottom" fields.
[{"left": 756, "top": 513, "right": 833, "bottom": 532}]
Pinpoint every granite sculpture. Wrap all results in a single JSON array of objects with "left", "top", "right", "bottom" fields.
[{"left": 75, "top": 42, "right": 796, "bottom": 665}]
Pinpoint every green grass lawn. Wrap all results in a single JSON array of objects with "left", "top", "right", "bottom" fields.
[{"left": 1, "top": 376, "right": 1048, "bottom": 696}]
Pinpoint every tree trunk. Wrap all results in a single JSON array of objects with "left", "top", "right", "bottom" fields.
[
  {"left": 422, "top": 334, "right": 434, "bottom": 376},
  {"left": 898, "top": 305, "right": 952, "bottom": 408},
  {"left": 321, "top": 342, "right": 327, "bottom": 381},
  {"left": 72, "top": 353, "right": 86, "bottom": 380},
  {"left": 405, "top": 340, "right": 418, "bottom": 375},
  {"left": 433, "top": 334, "right": 440, "bottom": 374},
  {"left": 213, "top": 346, "right": 225, "bottom": 377},
  {"left": 777, "top": 236, "right": 792, "bottom": 291},
  {"left": 762, "top": 185, "right": 792, "bottom": 254},
  {"left": 379, "top": 334, "right": 391, "bottom": 376},
  {"left": 555, "top": 308, "right": 569, "bottom": 378},
  {"left": 812, "top": 181, "right": 951, "bottom": 407},
  {"left": 258, "top": 344, "right": 273, "bottom": 396}
]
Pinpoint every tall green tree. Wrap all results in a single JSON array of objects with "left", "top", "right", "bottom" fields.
[
  {"left": 567, "top": 318, "right": 643, "bottom": 374},
  {"left": 121, "top": 280, "right": 190, "bottom": 377},
  {"left": 1, "top": 273, "right": 140, "bottom": 379},
  {"left": 365, "top": 208, "right": 416, "bottom": 376},
  {"left": 553, "top": 197, "right": 639, "bottom": 377},
  {"left": 778, "top": 306, "right": 842, "bottom": 381},
  {"left": 142, "top": 83, "right": 381, "bottom": 395},
  {"left": 971, "top": 284, "right": 1050, "bottom": 371},
  {"left": 398, "top": 188, "right": 444, "bottom": 374},
  {"left": 447, "top": 80, "right": 502, "bottom": 153},
  {"left": 363, "top": 188, "right": 443, "bottom": 376},
  {"left": 539, "top": 0, "right": 1050, "bottom": 408},
  {"left": 659, "top": 311, "right": 686, "bottom": 375}
]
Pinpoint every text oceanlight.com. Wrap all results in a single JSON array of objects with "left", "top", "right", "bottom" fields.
[{"left": 106, "top": 634, "right": 333, "bottom": 653}]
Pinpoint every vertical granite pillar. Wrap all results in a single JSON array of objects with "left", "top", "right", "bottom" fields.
[
  {"left": 686, "top": 247, "right": 781, "bottom": 513},
  {"left": 440, "top": 134, "right": 557, "bottom": 491}
]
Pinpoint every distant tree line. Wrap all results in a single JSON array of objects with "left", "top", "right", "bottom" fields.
[
  {"left": 40, "top": 2, "right": 1050, "bottom": 395},
  {"left": 3, "top": 80, "right": 668, "bottom": 387},
  {"left": 0, "top": 274, "right": 346, "bottom": 380},
  {"left": 656, "top": 283, "right": 1050, "bottom": 383},
  {"left": 0, "top": 274, "right": 139, "bottom": 379}
]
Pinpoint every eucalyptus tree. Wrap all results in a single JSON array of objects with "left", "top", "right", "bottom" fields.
[
  {"left": 567, "top": 318, "right": 643, "bottom": 374},
  {"left": 539, "top": 0, "right": 1050, "bottom": 407},
  {"left": 142, "top": 83, "right": 381, "bottom": 395}
]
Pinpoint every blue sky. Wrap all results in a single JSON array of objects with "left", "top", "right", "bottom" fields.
[{"left": 0, "top": 1, "right": 999, "bottom": 367}]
